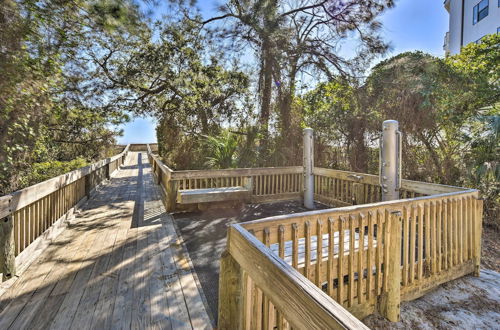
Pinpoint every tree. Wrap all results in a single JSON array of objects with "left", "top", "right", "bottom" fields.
[
  {"left": 199, "top": 0, "right": 394, "bottom": 164},
  {"left": 364, "top": 51, "right": 479, "bottom": 183},
  {"left": 89, "top": 18, "right": 250, "bottom": 168},
  {"left": 301, "top": 78, "right": 371, "bottom": 171},
  {"left": 446, "top": 33, "right": 499, "bottom": 106},
  {"left": 0, "top": 0, "right": 144, "bottom": 194}
]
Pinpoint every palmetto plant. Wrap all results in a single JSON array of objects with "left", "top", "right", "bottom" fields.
[{"left": 203, "top": 131, "right": 238, "bottom": 169}]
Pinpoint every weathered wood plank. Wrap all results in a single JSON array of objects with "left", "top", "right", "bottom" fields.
[{"left": 227, "top": 224, "right": 369, "bottom": 330}]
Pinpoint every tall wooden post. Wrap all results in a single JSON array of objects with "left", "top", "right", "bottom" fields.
[
  {"left": 380, "top": 120, "right": 401, "bottom": 201},
  {"left": 379, "top": 210, "right": 402, "bottom": 322},
  {"left": 0, "top": 215, "right": 16, "bottom": 281},
  {"left": 218, "top": 250, "right": 242, "bottom": 329},
  {"left": 165, "top": 179, "right": 178, "bottom": 212},
  {"left": 303, "top": 128, "right": 314, "bottom": 209}
]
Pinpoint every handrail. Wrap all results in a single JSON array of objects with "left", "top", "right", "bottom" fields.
[
  {"left": 313, "top": 167, "right": 468, "bottom": 195},
  {"left": 241, "top": 188, "right": 479, "bottom": 232},
  {"left": 220, "top": 224, "right": 370, "bottom": 329},
  {"left": 171, "top": 166, "right": 302, "bottom": 180},
  {"left": 0, "top": 144, "right": 130, "bottom": 219},
  {"left": 231, "top": 186, "right": 482, "bottom": 323},
  {"left": 0, "top": 144, "right": 130, "bottom": 280}
]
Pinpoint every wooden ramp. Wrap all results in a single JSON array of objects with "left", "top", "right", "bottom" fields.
[{"left": 0, "top": 152, "right": 212, "bottom": 330}]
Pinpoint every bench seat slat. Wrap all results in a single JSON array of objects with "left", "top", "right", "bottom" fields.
[{"left": 177, "top": 186, "right": 250, "bottom": 204}]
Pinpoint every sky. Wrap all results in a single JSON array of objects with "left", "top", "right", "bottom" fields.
[{"left": 117, "top": 0, "right": 450, "bottom": 144}]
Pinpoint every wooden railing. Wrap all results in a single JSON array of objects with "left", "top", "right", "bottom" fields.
[
  {"left": 147, "top": 145, "right": 302, "bottom": 211},
  {"left": 218, "top": 224, "right": 370, "bottom": 330},
  {"left": 0, "top": 145, "right": 130, "bottom": 280},
  {"left": 313, "top": 167, "right": 467, "bottom": 206},
  {"left": 222, "top": 188, "right": 482, "bottom": 325},
  {"left": 147, "top": 145, "right": 483, "bottom": 326}
]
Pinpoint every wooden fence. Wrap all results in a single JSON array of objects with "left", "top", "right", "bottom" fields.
[
  {"left": 0, "top": 145, "right": 130, "bottom": 280},
  {"left": 220, "top": 188, "right": 482, "bottom": 327},
  {"left": 147, "top": 145, "right": 483, "bottom": 326},
  {"left": 219, "top": 224, "right": 370, "bottom": 330},
  {"left": 147, "top": 145, "right": 303, "bottom": 210},
  {"left": 313, "top": 167, "right": 466, "bottom": 206}
]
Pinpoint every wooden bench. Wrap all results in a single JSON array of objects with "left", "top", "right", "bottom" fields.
[{"left": 176, "top": 186, "right": 251, "bottom": 204}]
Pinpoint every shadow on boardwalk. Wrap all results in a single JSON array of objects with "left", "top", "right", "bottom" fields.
[{"left": 0, "top": 152, "right": 212, "bottom": 330}]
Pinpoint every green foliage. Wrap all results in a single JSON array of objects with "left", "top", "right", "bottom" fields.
[
  {"left": 446, "top": 33, "right": 500, "bottom": 105},
  {"left": 19, "top": 158, "right": 88, "bottom": 188},
  {"left": 0, "top": 0, "right": 141, "bottom": 194},
  {"left": 203, "top": 131, "right": 239, "bottom": 169}
]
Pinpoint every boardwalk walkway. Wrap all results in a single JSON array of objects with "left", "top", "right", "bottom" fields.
[{"left": 0, "top": 152, "right": 212, "bottom": 330}]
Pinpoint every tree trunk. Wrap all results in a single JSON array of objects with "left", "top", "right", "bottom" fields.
[{"left": 258, "top": 38, "right": 273, "bottom": 166}]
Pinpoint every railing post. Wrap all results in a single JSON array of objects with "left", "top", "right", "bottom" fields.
[
  {"left": 165, "top": 179, "right": 178, "bottom": 212},
  {"left": 379, "top": 210, "right": 402, "bottom": 321},
  {"left": 106, "top": 162, "right": 111, "bottom": 180},
  {"left": 303, "top": 128, "right": 314, "bottom": 209},
  {"left": 243, "top": 176, "right": 253, "bottom": 192},
  {"left": 474, "top": 199, "right": 483, "bottom": 276},
  {"left": 0, "top": 215, "right": 16, "bottom": 281},
  {"left": 218, "top": 250, "right": 242, "bottom": 329},
  {"left": 156, "top": 164, "right": 161, "bottom": 185},
  {"left": 84, "top": 173, "right": 92, "bottom": 198},
  {"left": 380, "top": 120, "right": 401, "bottom": 201},
  {"left": 352, "top": 182, "right": 365, "bottom": 205}
]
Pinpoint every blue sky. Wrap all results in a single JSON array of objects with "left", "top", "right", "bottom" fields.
[{"left": 117, "top": 0, "right": 449, "bottom": 144}]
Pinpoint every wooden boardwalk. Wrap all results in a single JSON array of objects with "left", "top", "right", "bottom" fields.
[{"left": 0, "top": 152, "right": 212, "bottom": 330}]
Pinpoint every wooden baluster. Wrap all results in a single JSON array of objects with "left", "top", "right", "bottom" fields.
[
  {"left": 418, "top": 204, "right": 424, "bottom": 280},
  {"left": 424, "top": 202, "right": 430, "bottom": 277},
  {"left": 337, "top": 217, "right": 346, "bottom": 305},
  {"left": 379, "top": 210, "right": 401, "bottom": 322},
  {"left": 467, "top": 197, "right": 473, "bottom": 261},
  {"left": 463, "top": 197, "right": 468, "bottom": 261},
  {"left": 218, "top": 251, "right": 242, "bottom": 329},
  {"left": 458, "top": 198, "right": 463, "bottom": 264},
  {"left": 437, "top": 201, "right": 442, "bottom": 272},
  {"left": 20, "top": 208, "right": 25, "bottom": 253},
  {"left": 304, "top": 221, "right": 312, "bottom": 281},
  {"left": 441, "top": 200, "right": 447, "bottom": 270},
  {"left": 375, "top": 211, "right": 383, "bottom": 295},
  {"left": 409, "top": 206, "right": 416, "bottom": 283},
  {"left": 262, "top": 228, "right": 274, "bottom": 330},
  {"left": 358, "top": 213, "right": 366, "bottom": 304},
  {"left": 264, "top": 175, "right": 268, "bottom": 195},
  {"left": 348, "top": 215, "right": 355, "bottom": 307},
  {"left": 448, "top": 198, "right": 454, "bottom": 267},
  {"left": 367, "top": 211, "right": 374, "bottom": 301},
  {"left": 292, "top": 224, "right": 299, "bottom": 270},
  {"left": 453, "top": 199, "right": 458, "bottom": 266},
  {"left": 242, "top": 272, "right": 252, "bottom": 330},
  {"left": 327, "top": 218, "right": 335, "bottom": 298},
  {"left": 316, "top": 219, "right": 323, "bottom": 288},
  {"left": 474, "top": 198, "right": 483, "bottom": 276},
  {"left": 402, "top": 206, "right": 409, "bottom": 286},
  {"left": 430, "top": 202, "right": 437, "bottom": 275}
]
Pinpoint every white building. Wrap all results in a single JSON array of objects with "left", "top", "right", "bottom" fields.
[{"left": 443, "top": 0, "right": 500, "bottom": 55}]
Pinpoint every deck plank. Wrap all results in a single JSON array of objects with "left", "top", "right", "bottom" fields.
[{"left": 0, "top": 152, "right": 212, "bottom": 330}]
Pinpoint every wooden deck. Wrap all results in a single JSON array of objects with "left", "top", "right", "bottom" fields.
[{"left": 0, "top": 152, "right": 212, "bottom": 330}]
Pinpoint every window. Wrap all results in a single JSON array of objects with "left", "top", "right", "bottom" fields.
[{"left": 473, "top": 0, "right": 489, "bottom": 24}]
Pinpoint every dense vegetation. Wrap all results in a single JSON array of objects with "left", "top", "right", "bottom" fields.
[{"left": 1, "top": 1, "right": 498, "bottom": 226}]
